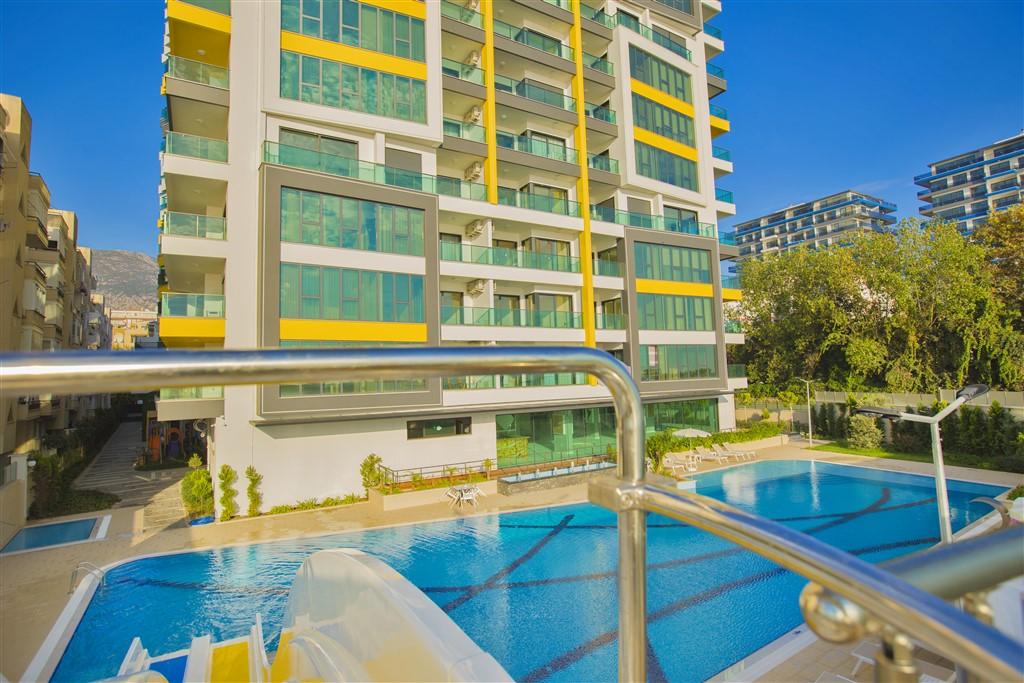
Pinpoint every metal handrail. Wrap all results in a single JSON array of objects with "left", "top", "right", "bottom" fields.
[
  {"left": 69, "top": 561, "right": 106, "bottom": 594},
  {"left": 2, "top": 349, "right": 1020, "bottom": 682}
]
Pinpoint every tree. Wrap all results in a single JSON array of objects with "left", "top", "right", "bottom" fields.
[
  {"left": 972, "top": 205, "right": 1024, "bottom": 331},
  {"left": 245, "top": 466, "right": 263, "bottom": 517},
  {"left": 359, "top": 454, "right": 383, "bottom": 495},
  {"left": 217, "top": 465, "right": 238, "bottom": 519}
]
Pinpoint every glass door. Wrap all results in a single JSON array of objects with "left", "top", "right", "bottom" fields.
[
  {"left": 522, "top": 236, "right": 571, "bottom": 271},
  {"left": 439, "top": 291, "right": 464, "bottom": 324},
  {"left": 439, "top": 233, "right": 462, "bottom": 261},
  {"left": 494, "top": 294, "right": 520, "bottom": 327},
  {"left": 492, "top": 238, "right": 518, "bottom": 267},
  {"left": 528, "top": 293, "right": 573, "bottom": 328}
]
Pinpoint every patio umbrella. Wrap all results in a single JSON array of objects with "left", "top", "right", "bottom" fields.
[{"left": 673, "top": 428, "right": 711, "bottom": 438}]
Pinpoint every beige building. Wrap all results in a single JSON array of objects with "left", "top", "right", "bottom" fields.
[{"left": 110, "top": 309, "right": 159, "bottom": 350}]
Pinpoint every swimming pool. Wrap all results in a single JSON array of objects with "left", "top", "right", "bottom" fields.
[
  {"left": 1, "top": 516, "right": 106, "bottom": 555},
  {"left": 51, "top": 461, "right": 1005, "bottom": 682}
]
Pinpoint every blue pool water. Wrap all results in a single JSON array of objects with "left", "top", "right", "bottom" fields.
[
  {"left": 52, "top": 461, "right": 1004, "bottom": 682},
  {"left": 1, "top": 518, "right": 96, "bottom": 554}
]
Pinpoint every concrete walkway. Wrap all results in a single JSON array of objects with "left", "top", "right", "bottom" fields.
[{"left": 73, "top": 421, "right": 186, "bottom": 530}]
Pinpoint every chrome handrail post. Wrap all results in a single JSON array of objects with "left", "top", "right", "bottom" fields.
[{"left": 874, "top": 629, "right": 918, "bottom": 683}]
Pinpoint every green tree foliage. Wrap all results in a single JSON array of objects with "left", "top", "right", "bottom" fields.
[
  {"left": 848, "top": 415, "right": 883, "bottom": 449},
  {"left": 218, "top": 465, "right": 238, "bottom": 519},
  {"left": 737, "top": 220, "right": 1023, "bottom": 393},
  {"left": 359, "top": 454, "right": 383, "bottom": 495},
  {"left": 181, "top": 465, "right": 214, "bottom": 517},
  {"left": 245, "top": 465, "right": 263, "bottom": 517},
  {"left": 972, "top": 205, "right": 1024, "bottom": 331}
]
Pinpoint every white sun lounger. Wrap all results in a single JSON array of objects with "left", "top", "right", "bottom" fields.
[
  {"left": 714, "top": 443, "right": 754, "bottom": 461},
  {"left": 696, "top": 446, "right": 730, "bottom": 464},
  {"left": 664, "top": 452, "right": 698, "bottom": 474}
]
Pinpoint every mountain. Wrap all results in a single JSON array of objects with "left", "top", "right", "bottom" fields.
[{"left": 91, "top": 250, "right": 158, "bottom": 311}]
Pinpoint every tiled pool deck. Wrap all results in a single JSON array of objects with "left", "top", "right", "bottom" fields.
[{"left": 1, "top": 441, "right": 1019, "bottom": 681}]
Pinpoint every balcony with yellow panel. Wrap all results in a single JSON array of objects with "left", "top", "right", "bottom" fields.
[
  {"left": 167, "top": 0, "right": 230, "bottom": 78},
  {"left": 158, "top": 252, "right": 225, "bottom": 347}
]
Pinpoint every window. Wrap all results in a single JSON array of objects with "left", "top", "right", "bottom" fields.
[
  {"left": 281, "top": 187, "right": 424, "bottom": 256},
  {"left": 634, "top": 243, "right": 710, "bottom": 283},
  {"left": 280, "top": 51, "right": 427, "bottom": 123},
  {"left": 637, "top": 293, "right": 713, "bottom": 331},
  {"left": 640, "top": 344, "right": 717, "bottom": 381},
  {"left": 629, "top": 45, "right": 691, "bottom": 103},
  {"left": 280, "top": 263, "right": 424, "bottom": 322},
  {"left": 632, "top": 93, "right": 694, "bottom": 147},
  {"left": 407, "top": 417, "right": 472, "bottom": 439},
  {"left": 282, "top": 0, "right": 426, "bottom": 62},
  {"left": 279, "top": 340, "right": 426, "bottom": 396},
  {"left": 439, "top": 233, "right": 462, "bottom": 261},
  {"left": 635, "top": 141, "right": 698, "bottom": 191}
]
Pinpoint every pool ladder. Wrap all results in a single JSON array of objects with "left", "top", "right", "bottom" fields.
[{"left": 69, "top": 561, "right": 106, "bottom": 594}]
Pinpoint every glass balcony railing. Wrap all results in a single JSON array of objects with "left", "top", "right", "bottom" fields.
[
  {"left": 440, "top": 306, "right": 582, "bottom": 328},
  {"left": 595, "top": 311, "right": 625, "bottom": 329},
  {"left": 707, "top": 63, "right": 726, "bottom": 79},
  {"left": 718, "top": 230, "right": 738, "bottom": 246},
  {"left": 587, "top": 154, "right": 619, "bottom": 173},
  {"left": 159, "top": 386, "right": 225, "bottom": 400},
  {"left": 442, "top": 58, "right": 485, "bottom": 86},
  {"left": 166, "top": 55, "right": 229, "bottom": 89},
  {"left": 497, "top": 187, "right": 582, "bottom": 217},
  {"left": 162, "top": 211, "right": 226, "bottom": 240},
  {"left": 443, "top": 372, "right": 588, "bottom": 390},
  {"left": 593, "top": 259, "right": 622, "bottom": 277},
  {"left": 704, "top": 23, "right": 723, "bottom": 39},
  {"left": 495, "top": 131, "right": 578, "bottom": 164},
  {"left": 716, "top": 188, "right": 735, "bottom": 203},
  {"left": 494, "top": 20, "right": 574, "bottom": 61},
  {"left": 710, "top": 104, "right": 729, "bottom": 120},
  {"left": 722, "top": 275, "right": 741, "bottom": 290},
  {"left": 712, "top": 145, "right": 731, "bottom": 161},
  {"left": 727, "top": 363, "right": 747, "bottom": 378},
  {"left": 263, "top": 141, "right": 488, "bottom": 201},
  {"left": 443, "top": 117, "right": 486, "bottom": 143},
  {"left": 495, "top": 75, "right": 576, "bottom": 112},
  {"left": 590, "top": 205, "right": 717, "bottom": 238},
  {"left": 618, "top": 15, "right": 693, "bottom": 62},
  {"left": 164, "top": 132, "right": 227, "bottom": 162},
  {"left": 580, "top": 2, "right": 615, "bottom": 27},
  {"left": 583, "top": 51, "right": 614, "bottom": 75},
  {"left": 181, "top": 0, "right": 230, "bottom": 14},
  {"left": 724, "top": 319, "right": 742, "bottom": 333},
  {"left": 584, "top": 101, "right": 616, "bottom": 124},
  {"left": 161, "top": 293, "right": 224, "bottom": 318},
  {"left": 440, "top": 0, "right": 483, "bottom": 28},
  {"left": 440, "top": 242, "right": 581, "bottom": 273},
  {"left": 665, "top": 216, "right": 717, "bottom": 237}
]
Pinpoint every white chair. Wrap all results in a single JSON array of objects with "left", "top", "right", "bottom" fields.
[
  {"left": 664, "top": 452, "right": 697, "bottom": 474},
  {"left": 696, "top": 446, "right": 730, "bottom": 464},
  {"left": 714, "top": 443, "right": 753, "bottom": 461},
  {"left": 460, "top": 486, "right": 479, "bottom": 507},
  {"left": 444, "top": 487, "right": 461, "bottom": 508}
]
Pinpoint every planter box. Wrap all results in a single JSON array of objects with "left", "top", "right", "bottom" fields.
[
  {"left": 369, "top": 480, "right": 499, "bottom": 512},
  {"left": 497, "top": 463, "right": 615, "bottom": 495}
]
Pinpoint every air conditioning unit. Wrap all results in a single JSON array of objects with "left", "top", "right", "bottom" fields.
[
  {"left": 464, "top": 162, "right": 483, "bottom": 182},
  {"left": 466, "top": 50, "right": 481, "bottom": 67},
  {"left": 465, "top": 219, "right": 485, "bottom": 239},
  {"left": 464, "top": 105, "right": 482, "bottom": 124},
  {"left": 466, "top": 279, "right": 486, "bottom": 297}
]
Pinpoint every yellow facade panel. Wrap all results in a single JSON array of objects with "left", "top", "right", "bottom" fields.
[
  {"left": 358, "top": 0, "right": 426, "bottom": 20},
  {"left": 722, "top": 287, "right": 742, "bottom": 301},
  {"left": 280, "top": 32, "right": 427, "bottom": 81},
  {"left": 710, "top": 115, "right": 731, "bottom": 137},
  {"left": 630, "top": 79, "right": 696, "bottom": 118},
  {"left": 636, "top": 280, "right": 715, "bottom": 298},
  {"left": 279, "top": 319, "right": 428, "bottom": 343},
  {"left": 167, "top": 0, "right": 231, "bottom": 34},
  {"left": 159, "top": 317, "right": 226, "bottom": 344},
  {"left": 632, "top": 127, "right": 698, "bottom": 162}
]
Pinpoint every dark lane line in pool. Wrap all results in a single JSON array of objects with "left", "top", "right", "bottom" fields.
[
  {"left": 646, "top": 638, "right": 669, "bottom": 683},
  {"left": 441, "top": 514, "right": 575, "bottom": 613}
]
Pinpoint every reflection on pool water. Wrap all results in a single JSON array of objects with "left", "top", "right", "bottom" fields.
[{"left": 52, "top": 461, "right": 1004, "bottom": 682}]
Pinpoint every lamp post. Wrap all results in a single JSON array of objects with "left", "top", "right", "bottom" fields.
[
  {"left": 797, "top": 378, "right": 813, "bottom": 447},
  {"left": 854, "top": 384, "right": 989, "bottom": 545}
]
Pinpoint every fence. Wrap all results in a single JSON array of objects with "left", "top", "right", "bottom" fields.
[{"left": 814, "top": 390, "right": 1024, "bottom": 418}]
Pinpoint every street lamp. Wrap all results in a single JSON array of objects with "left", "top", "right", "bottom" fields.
[
  {"left": 853, "top": 384, "right": 989, "bottom": 545},
  {"left": 796, "top": 378, "right": 813, "bottom": 447}
]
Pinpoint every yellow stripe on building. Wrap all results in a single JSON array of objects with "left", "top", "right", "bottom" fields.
[
  {"left": 636, "top": 280, "right": 714, "bottom": 298},
  {"left": 159, "top": 317, "right": 226, "bottom": 343},
  {"left": 633, "top": 127, "right": 698, "bottom": 162},
  {"left": 722, "top": 287, "right": 742, "bottom": 301},
  {"left": 358, "top": 0, "right": 426, "bottom": 20},
  {"left": 167, "top": 0, "right": 231, "bottom": 33},
  {"left": 279, "top": 319, "right": 428, "bottom": 343},
  {"left": 630, "top": 79, "right": 695, "bottom": 118},
  {"left": 280, "top": 32, "right": 427, "bottom": 81},
  {"left": 570, "top": 0, "right": 596, "bottom": 350},
  {"left": 710, "top": 115, "right": 731, "bottom": 136},
  {"left": 481, "top": 1, "right": 499, "bottom": 204}
]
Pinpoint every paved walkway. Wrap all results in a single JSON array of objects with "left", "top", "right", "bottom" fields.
[{"left": 74, "top": 421, "right": 186, "bottom": 530}]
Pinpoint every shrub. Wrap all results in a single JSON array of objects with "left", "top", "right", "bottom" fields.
[
  {"left": 359, "top": 453, "right": 383, "bottom": 494},
  {"left": 29, "top": 456, "right": 63, "bottom": 516},
  {"left": 181, "top": 466, "right": 214, "bottom": 517},
  {"left": 482, "top": 459, "right": 493, "bottom": 476},
  {"left": 217, "top": 465, "right": 238, "bottom": 520},
  {"left": 645, "top": 430, "right": 676, "bottom": 473},
  {"left": 1007, "top": 484, "right": 1024, "bottom": 500},
  {"left": 188, "top": 454, "right": 203, "bottom": 470},
  {"left": 848, "top": 415, "right": 883, "bottom": 450},
  {"left": 245, "top": 466, "right": 262, "bottom": 517}
]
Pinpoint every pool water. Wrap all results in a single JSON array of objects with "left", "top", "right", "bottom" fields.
[
  {"left": 52, "top": 461, "right": 1004, "bottom": 682},
  {"left": 1, "top": 518, "right": 97, "bottom": 554}
]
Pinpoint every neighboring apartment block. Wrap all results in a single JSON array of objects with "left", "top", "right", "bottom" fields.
[
  {"left": 156, "top": 0, "right": 744, "bottom": 511},
  {"left": 916, "top": 131, "right": 1024, "bottom": 234},
  {"left": 110, "top": 309, "right": 159, "bottom": 350},
  {"left": 734, "top": 190, "right": 897, "bottom": 259}
]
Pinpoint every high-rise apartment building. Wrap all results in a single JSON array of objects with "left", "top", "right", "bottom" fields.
[
  {"left": 733, "top": 190, "right": 897, "bottom": 259},
  {"left": 916, "top": 132, "right": 1024, "bottom": 234},
  {"left": 156, "top": 0, "right": 743, "bottom": 510}
]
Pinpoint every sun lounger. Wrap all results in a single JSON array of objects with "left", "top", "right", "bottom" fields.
[
  {"left": 695, "top": 446, "right": 730, "bottom": 464},
  {"left": 664, "top": 452, "right": 698, "bottom": 474},
  {"left": 713, "top": 443, "right": 754, "bottom": 461}
]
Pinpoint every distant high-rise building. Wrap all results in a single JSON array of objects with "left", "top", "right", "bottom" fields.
[
  {"left": 734, "top": 190, "right": 897, "bottom": 259},
  {"left": 916, "top": 132, "right": 1024, "bottom": 234}
]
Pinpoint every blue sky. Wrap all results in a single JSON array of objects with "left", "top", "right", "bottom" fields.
[{"left": 1, "top": 0, "right": 1021, "bottom": 254}]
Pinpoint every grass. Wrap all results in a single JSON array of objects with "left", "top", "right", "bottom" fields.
[
  {"left": 809, "top": 441, "right": 1010, "bottom": 471},
  {"left": 34, "top": 489, "right": 120, "bottom": 519}
]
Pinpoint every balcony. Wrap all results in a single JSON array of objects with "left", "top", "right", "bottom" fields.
[
  {"left": 495, "top": 75, "right": 575, "bottom": 112},
  {"left": 712, "top": 145, "right": 731, "bottom": 161},
  {"left": 710, "top": 104, "right": 729, "bottom": 120},
  {"left": 590, "top": 205, "right": 717, "bottom": 238},
  {"left": 595, "top": 311, "right": 625, "bottom": 329},
  {"left": 160, "top": 386, "right": 224, "bottom": 400},
  {"left": 617, "top": 14, "right": 692, "bottom": 62},
  {"left": 584, "top": 101, "right": 616, "bottom": 124},
  {"left": 157, "top": 384, "right": 224, "bottom": 421},
  {"left": 704, "top": 23, "right": 722, "bottom": 39},
  {"left": 582, "top": 51, "right": 614, "bottom": 76},
  {"left": 164, "top": 132, "right": 227, "bottom": 162},
  {"left": 162, "top": 211, "right": 226, "bottom": 239},
  {"left": 441, "top": 307, "right": 582, "bottom": 328},
  {"left": 166, "top": 55, "right": 229, "bottom": 89},
  {"left": 727, "top": 363, "right": 746, "bottom": 378},
  {"left": 264, "top": 141, "right": 487, "bottom": 201},
  {"left": 718, "top": 230, "right": 737, "bottom": 246},
  {"left": 724, "top": 319, "right": 742, "bottom": 333},
  {"left": 443, "top": 373, "right": 588, "bottom": 390},
  {"left": 707, "top": 63, "right": 726, "bottom": 79},
  {"left": 494, "top": 20, "right": 574, "bottom": 61},
  {"left": 440, "top": 243, "right": 581, "bottom": 273},
  {"left": 441, "top": 58, "right": 485, "bottom": 86},
  {"left": 716, "top": 188, "right": 735, "bottom": 204},
  {"left": 497, "top": 187, "right": 582, "bottom": 217},
  {"left": 440, "top": 0, "right": 483, "bottom": 28},
  {"left": 496, "top": 131, "right": 579, "bottom": 164},
  {"left": 593, "top": 259, "right": 622, "bottom": 277},
  {"left": 442, "top": 118, "right": 486, "bottom": 144},
  {"left": 180, "top": 0, "right": 230, "bottom": 14},
  {"left": 161, "top": 292, "right": 224, "bottom": 318},
  {"left": 588, "top": 154, "right": 620, "bottom": 174},
  {"left": 580, "top": 2, "right": 615, "bottom": 28}
]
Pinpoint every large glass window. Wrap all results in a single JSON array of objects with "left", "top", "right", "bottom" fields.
[
  {"left": 280, "top": 263, "right": 424, "bottom": 322},
  {"left": 640, "top": 344, "right": 717, "bottom": 381},
  {"left": 280, "top": 51, "right": 427, "bottom": 123},
  {"left": 279, "top": 340, "right": 426, "bottom": 396},
  {"left": 282, "top": 0, "right": 425, "bottom": 62},
  {"left": 635, "top": 141, "right": 698, "bottom": 191},
  {"left": 629, "top": 45, "right": 691, "bottom": 103},
  {"left": 632, "top": 93, "right": 694, "bottom": 146},
  {"left": 407, "top": 417, "right": 472, "bottom": 439},
  {"left": 637, "top": 293, "right": 713, "bottom": 330},
  {"left": 634, "top": 242, "right": 711, "bottom": 283},
  {"left": 281, "top": 187, "right": 424, "bottom": 256}
]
